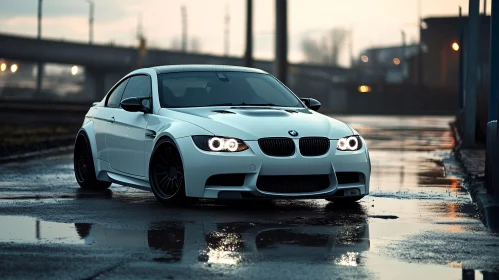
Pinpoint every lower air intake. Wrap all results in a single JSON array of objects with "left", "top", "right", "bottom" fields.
[{"left": 256, "top": 175, "right": 330, "bottom": 193}]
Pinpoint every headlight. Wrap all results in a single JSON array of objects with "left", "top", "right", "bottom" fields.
[
  {"left": 192, "top": 136, "right": 249, "bottom": 152},
  {"left": 337, "top": 136, "right": 362, "bottom": 151}
]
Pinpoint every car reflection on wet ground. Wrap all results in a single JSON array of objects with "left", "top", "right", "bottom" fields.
[{"left": 0, "top": 116, "right": 498, "bottom": 280}]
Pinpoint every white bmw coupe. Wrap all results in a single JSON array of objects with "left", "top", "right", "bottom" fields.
[{"left": 74, "top": 65, "right": 370, "bottom": 205}]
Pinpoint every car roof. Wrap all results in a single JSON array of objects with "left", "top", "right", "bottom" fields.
[{"left": 151, "top": 64, "right": 268, "bottom": 74}]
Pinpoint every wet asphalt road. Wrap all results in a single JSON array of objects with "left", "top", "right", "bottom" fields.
[{"left": 1, "top": 116, "right": 499, "bottom": 280}]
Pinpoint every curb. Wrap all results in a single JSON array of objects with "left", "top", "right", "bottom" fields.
[
  {"left": 0, "top": 145, "right": 73, "bottom": 164},
  {"left": 450, "top": 121, "right": 499, "bottom": 232}
]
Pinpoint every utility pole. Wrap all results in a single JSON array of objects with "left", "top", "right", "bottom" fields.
[
  {"left": 244, "top": 0, "right": 253, "bottom": 67},
  {"left": 136, "top": 13, "right": 147, "bottom": 67},
  {"left": 490, "top": 0, "right": 499, "bottom": 121},
  {"left": 36, "top": 0, "right": 43, "bottom": 96},
  {"left": 458, "top": 6, "right": 465, "bottom": 112},
  {"left": 275, "top": 0, "right": 288, "bottom": 84},
  {"left": 137, "top": 13, "right": 144, "bottom": 40},
  {"left": 478, "top": 0, "right": 488, "bottom": 88},
  {"left": 349, "top": 26, "right": 354, "bottom": 67},
  {"left": 37, "top": 0, "right": 42, "bottom": 39},
  {"left": 401, "top": 30, "right": 406, "bottom": 59},
  {"left": 463, "top": 0, "right": 480, "bottom": 147},
  {"left": 488, "top": 0, "right": 499, "bottom": 200},
  {"left": 86, "top": 0, "right": 94, "bottom": 45},
  {"left": 417, "top": 0, "right": 423, "bottom": 86},
  {"left": 181, "top": 5, "right": 187, "bottom": 52},
  {"left": 224, "top": 4, "right": 230, "bottom": 57}
]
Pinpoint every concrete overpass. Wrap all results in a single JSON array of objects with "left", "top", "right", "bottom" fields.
[
  {"left": 0, "top": 34, "right": 346, "bottom": 100},
  {"left": 0, "top": 34, "right": 460, "bottom": 116}
]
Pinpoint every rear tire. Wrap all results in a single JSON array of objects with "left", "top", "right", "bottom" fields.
[
  {"left": 325, "top": 195, "right": 365, "bottom": 204},
  {"left": 149, "top": 138, "right": 188, "bottom": 206},
  {"left": 74, "top": 133, "right": 111, "bottom": 190}
]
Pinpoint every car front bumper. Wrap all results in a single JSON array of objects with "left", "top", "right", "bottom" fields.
[{"left": 175, "top": 137, "right": 371, "bottom": 199}]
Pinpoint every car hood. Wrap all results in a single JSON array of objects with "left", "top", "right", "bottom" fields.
[{"left": 159, "top": 107, "right": 353, "bottom": 140}]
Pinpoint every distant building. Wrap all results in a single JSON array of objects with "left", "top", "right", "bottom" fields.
[
  {"left": 353, "top": 15, "right": 490, "bottom": 90},
  {"left": 420, "top": 16, "right": 490, "bottom": 89},
  {"left": 354, "top": 45, "right": 419, "bottom": 84}
]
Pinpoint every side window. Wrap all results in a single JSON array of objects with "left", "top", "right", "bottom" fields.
[
  {"left": 120, "top": 75, "right": 152, "bottom": 109},
  {"left": 121, "top": 75, "right": 151, "bottom": 100},
  {"left": 106, "top": 79, "right": 129, "bottom": 108}
]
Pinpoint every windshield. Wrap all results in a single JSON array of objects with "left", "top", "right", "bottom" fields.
[{"left": 157, "top": 71, "right": 304, "bottom": 108}]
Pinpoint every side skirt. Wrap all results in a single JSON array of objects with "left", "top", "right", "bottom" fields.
[{"left": 97, "top": 170, "right": 151, "bottom": 192}]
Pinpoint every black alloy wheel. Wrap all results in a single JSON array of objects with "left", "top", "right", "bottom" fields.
[{"left": 149, "top": 138, "right": 187, "bottom": 205}]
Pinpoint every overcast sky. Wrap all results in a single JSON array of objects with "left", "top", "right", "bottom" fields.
[{"left": 0, "top": 0, "right": 490, "bottom": 66}]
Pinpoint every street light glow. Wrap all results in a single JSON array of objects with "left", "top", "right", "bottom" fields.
[
  {"left": 452, "top": 42, "right": 460, "bottom": 51},
  {"left": 361, "top": 55, "right": 369, "bottom": 63},
  {"left": 71, "top": 65, "right": 79, "bottom": 76},
  {"left": 10, "top": 64, "right": 18, "bottom": 73},
  {"left": 358, "top": 85, "right": 371, "bottom": 93},
  {"left": 393, "top": 58, "right": 401, "bottom": 65},
  {"left": 0, "top": 63, "right": 6, "bottom": 72}
]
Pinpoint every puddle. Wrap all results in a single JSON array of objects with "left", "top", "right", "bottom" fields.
[
  {"left": 0, "top": 216, "right": 370, "bottom": 265},
  {"left": 0, "top": 198, "right": 73, "bottom": 204},
  {"left": 0, "top": 212, "right": 497, "bottom": 279},
  {"left": 364, "top": 256, "right": 499, "bottom": 280},
  {"left": 0, "top": 216, "right": 84, "bottom": 245},
  {"left": 362, "top": 117, "right": 468, "bottom": 206}
]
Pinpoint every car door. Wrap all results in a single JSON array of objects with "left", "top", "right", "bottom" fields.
[
  {"left": 92, "top": 78, "right": 129, "bottom": 162},
  {"left": 105, "top": 75, "right": 152, "bottom": 177}
]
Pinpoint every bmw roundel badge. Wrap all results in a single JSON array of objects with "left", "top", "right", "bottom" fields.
[{"left": 288, "top": 130, "right": 299, "bottom": 137}]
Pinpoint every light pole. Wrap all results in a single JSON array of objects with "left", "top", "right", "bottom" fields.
[
  {"left": 181, "top": 5, "right": 187, "bottom": 52},
  {"left": 463, "top": 0, "right": 480, "bottom": 148},
  {"left": 85, "top": 0, "right": 94, "bottom": 45},
  {"left": 37, "top": 0, "right": 42, "bottom": 39},
  {"left": 36, "top": 0, "right": 43, "bottom": 95},
  {"left": 490, "top": 0, "right": 499, "bottom": 122},
  {"left": 244, "top": 0, "right": 253, "bottom": 67},
  {"left": 275, "top": 0, "right": 288, "bottom": 85}
]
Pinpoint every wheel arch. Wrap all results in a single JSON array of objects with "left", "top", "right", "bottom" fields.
[
  {"left": 76, "top": 121, "right": 100, "bottom": 177},
  {"left": 149, "top": 134, "right": 178, "bottom": 169},
  {"left": 147, "top": 121, "right": 209, "bottom": 173},
  {"left": 147, "top": 133, "right": 190, "bottom": 183}
]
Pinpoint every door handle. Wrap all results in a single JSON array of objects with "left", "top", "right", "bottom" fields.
[{"left": 109, "top": 116, "right": 115, "bottom": 123}]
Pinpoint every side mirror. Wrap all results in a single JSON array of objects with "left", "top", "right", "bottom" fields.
[
  {"left": 300, "top": 98, "right": 321, "bottom": 111},
  {"left": 120, "top": 97, "right": 149, "bottom": 113}
]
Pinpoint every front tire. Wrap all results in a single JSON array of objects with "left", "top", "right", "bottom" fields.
[
  {"left": 149, "top": 138, "right": 187, "bottom": 206},
  {"left": 74, "top": 133, "right": 111, "bottom": 190}
]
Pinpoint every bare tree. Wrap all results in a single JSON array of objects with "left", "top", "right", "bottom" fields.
[
  {"left": 329, "top": 28, "right": 348, "bottom": 66},
  {"left": 301, "top": 37, "right": 323, "bottom": 63},
  {"left": 300, "top": 28, "right": 348, "bottom": 66}
]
